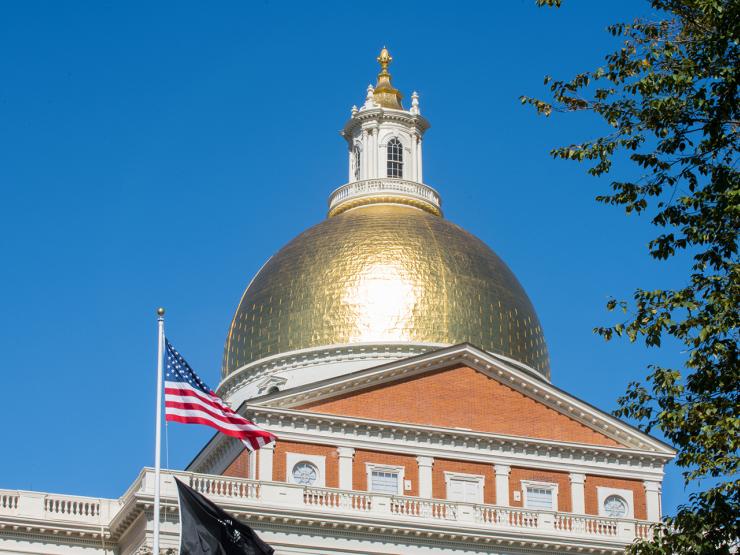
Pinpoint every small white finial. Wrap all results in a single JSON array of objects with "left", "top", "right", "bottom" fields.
[
  {"left": 351, "top": 104, "right": 358, "bottom": 116},
  {"left": 363, "top": 84, "right": 376, "bottom": 109},
  {"left": 410, "top": 91, "right": 420, "bottom": 115}
]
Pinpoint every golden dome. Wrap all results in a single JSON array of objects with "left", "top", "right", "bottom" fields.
[{"left": 222, "top": 204, "right": 550, "bottom": 380}]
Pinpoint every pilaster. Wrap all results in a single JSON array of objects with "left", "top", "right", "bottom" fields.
[
  {"left": 337, "top": 447, "right": 355, "bottom": 490},
  {"left": 416, "top": 456, "right": 434, "bottom": 498},
  {"left": 494, "top": 464, "right": 511, "bottom": 506},
  {"left": 258, "top": 442, "right": 274, "bottom": 481},
  {"left": 569, "top": 472, "right": 586, "bottom": 514},
  {"left": 644, "top": 480, "right": 662, "bottom": 522}
]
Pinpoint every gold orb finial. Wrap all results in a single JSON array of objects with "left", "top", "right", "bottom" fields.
[
  {"left": 156, "top": 307, "right": 165, "bottom": 316},
  {"left": 372, "top": 46, "right": 403, "bottom": 110},
  {"left": 377, "top": 47, "right": 392, "bottom": 72}
]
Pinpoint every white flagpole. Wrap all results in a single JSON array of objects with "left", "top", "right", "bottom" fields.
[{"left": 153, "top": 307, "right": 165, "bottom": 555}]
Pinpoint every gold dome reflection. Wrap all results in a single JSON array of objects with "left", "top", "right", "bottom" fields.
[
  {"left": 222, "top": 204, "right": 550, "bottom": 380},
  {"left": 342, "top": 262, "right": 419, "bottom": 343}
]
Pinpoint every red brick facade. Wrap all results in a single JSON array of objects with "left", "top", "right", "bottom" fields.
[
  {"left": 218, "top": 363, "right": 650, "bottom": 519},
  {"left": 301, "top": 365, "right": 623, "bottom": 447}
]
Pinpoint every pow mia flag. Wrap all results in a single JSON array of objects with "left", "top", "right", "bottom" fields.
[{"left": 175, "top": 479, "right": 274, "bottom": 555}]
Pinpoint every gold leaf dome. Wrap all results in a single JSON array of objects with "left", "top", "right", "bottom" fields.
[{"left": 222, "top": 204, "right": 550, "bottom": 381}]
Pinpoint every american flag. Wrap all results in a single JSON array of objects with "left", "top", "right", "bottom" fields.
[{"left": 164, "top": 340, "right": 276, "bottom": 451}]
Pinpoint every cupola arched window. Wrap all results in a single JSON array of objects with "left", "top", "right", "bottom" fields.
[
  {"left": 353, "top": 145, "right": 361, "bottom": 181},
  {"left": 386, "top": 138, "right": 403, "bottom": 178}
]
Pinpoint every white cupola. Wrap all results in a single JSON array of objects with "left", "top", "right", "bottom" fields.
[{"left": 330, "top": 48, "right": 440, "bottom": 218}]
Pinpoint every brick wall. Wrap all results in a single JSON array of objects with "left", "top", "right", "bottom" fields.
[
  {"left": 509, "top": 467, "right": 572, "bottom": 512},
  {"left": 223, "top": 450, "right": 252, "bottom": 478},
  {"left": 301, "top": 365, "right": 621, "bottom": 447},
  {"left": 585, "top": 475, "right": 646, "bottom": 520}
]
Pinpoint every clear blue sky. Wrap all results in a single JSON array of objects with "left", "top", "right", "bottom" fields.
[{"left": 1, "top": 0, "right": 692, "bottom": 514}]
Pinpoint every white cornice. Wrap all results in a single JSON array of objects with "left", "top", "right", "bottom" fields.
[{"left": 217, "top": 342, "right": 443, "bottom": 400}]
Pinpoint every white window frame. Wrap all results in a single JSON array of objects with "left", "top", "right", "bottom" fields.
[
  {"left": 597, "top": 487, "right": 634, "bottom": 519},
  {"left": 444, "top": 471, "right": 485, "bottom": 504},
  {"left": 521, "top": 480, "right": 559, "bottom": 511},
  {"left": 365, "top": 463, "right": 405, "bottom": 495},
  {"left": 286, "top": 452, "right": 325, "bottom": 487}
]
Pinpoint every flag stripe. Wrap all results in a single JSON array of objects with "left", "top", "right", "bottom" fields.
[
  {"left": 165, "top": 408, "right": 275, "bottom": 437},
  {"left": 164, "top": 339, "right": 276, "bottom": 448},
  {"left": 165, "top": 399, "right": 266, "bottom": 430},
  {"left": 164, "top": 385, "right": 235, "bottom": 415}
]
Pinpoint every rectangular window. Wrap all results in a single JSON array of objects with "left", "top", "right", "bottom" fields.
[
  {"left": 525, "top": 486, "right": 554, "bottom": 510},
  {"left": 370, "top": 470, "right": 399, "bottom": 494},
  {"left": 447, "top": 478, "right": 483, "bottom": 503},
  {"left": 387, "top": 160, "right": 402, "bottom": 178}
]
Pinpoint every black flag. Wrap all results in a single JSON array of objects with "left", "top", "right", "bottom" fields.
[{"left": 175, "top": 479, "right": 274, "bottom": 555}]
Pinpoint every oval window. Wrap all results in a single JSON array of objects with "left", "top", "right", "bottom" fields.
[
  {"left": 603, "top": 494, "right": 628, "bottom": 517},
  {"left": 291, "top": 462, "right": 318, "bottom": 486}
]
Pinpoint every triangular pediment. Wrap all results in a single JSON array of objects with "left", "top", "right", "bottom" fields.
[{"left": 252, "top": 344, "right": 674, "bottom": 454}]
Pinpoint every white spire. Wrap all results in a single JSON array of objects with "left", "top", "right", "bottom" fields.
[{"left": 410, "top": 91, "right": 420, "bottom": 115}]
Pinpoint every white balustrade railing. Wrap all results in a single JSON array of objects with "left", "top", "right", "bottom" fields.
[
  {"left": 44, "top": 496, "right": 101, "bottom": 520},
  {"left": 0, "top": 470, "right": 655, "bottom": 546},
  {"left": 390, "top": 496, "right": 457, "bottom": 520},
  {"left": 303, "top": 488, "right": 371, "bottom": 512},
  {"left": 636, "top": 521, "right": 656, "bottom": 539},
  {"left": 554, "top": 513, "right": 618, "bottom": 537},
  {"left": 328, "top": 178, "right": 441, "bottom": 212},
  {"left": 190, "top": 475, "right": 260, "bottom": 501},
  {"left": 0, "top": 493, "right": 18, "bottom": 512},
  {"left": 476, "top": 505, "right": 539, "bottom": 529}
]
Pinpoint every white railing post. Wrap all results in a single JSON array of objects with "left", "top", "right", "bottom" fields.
[
  {"left": 538, "top": 510, "right": 555, "bottom": 532},
  {"left": 371, "top": 495, "right": 391, "bottom": 516},
  {"left": 456, "top": 503, "right": 475, "bottom": 523}
]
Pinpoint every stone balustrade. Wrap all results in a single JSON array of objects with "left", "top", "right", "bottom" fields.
[
  {"left": 0, "top": 469, "right": 656, "bottom": 546},
  {"left": 0, "top": 490, "right": 116, "bottom": 526},
  {"left": 328, "top": 178, "right": 442, "bottom": 215}
]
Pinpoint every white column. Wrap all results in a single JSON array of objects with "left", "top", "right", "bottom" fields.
[
  {"left": 248, "top": 450, "right": 257, "bottom": 480},
  {"left": 258, "top": 443, "right": 274, "bottom": 481},
  {"left": 371, "top": 127, "right": 379, "bottom": 178},
  {"left": 416, "top": 456, "right": 434, "bottom": 498},
  {"left": 360, "top": 129, "right": 368, "bottom": 180},
  {"left": 337, "top": 447, "right": 355, "bottom": 490},
  {"left": 644, "top": 480, "right": 662, "bottom": 522},
  {"left": 494, "top": 464, "right": 511, "bottom": 506},
  {"left": 569, "top": 473, "right": 586, "bottom": 514},
  {"left": 417, "top": 136, "right": 423, "bottom": 183},
  {"left": 410, "top": 135, "right": 419, "bottom": 182}
]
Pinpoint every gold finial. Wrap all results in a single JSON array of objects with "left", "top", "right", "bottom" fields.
[
  {"left": 373, "top": 47, "right": 403, "bottom": 110},
  {"left": 377, "top": 47, "right": 392, "bottom": 74}
]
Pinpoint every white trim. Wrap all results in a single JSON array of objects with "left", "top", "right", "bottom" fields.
[
  {"left": 365, "top": 463, "right": 405, "bottom": 495},
  {"left": 286, "top": 452, "right": 325, "bottom": 487},
  {"left": 597, "top": 487, "right": 634, "bottom": 519},
  {"left": 521, "top": 480, "right": 559, "bottom": 511},
  {"left": 443, "top": 471, "right": 485, "bottom": 504}
]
